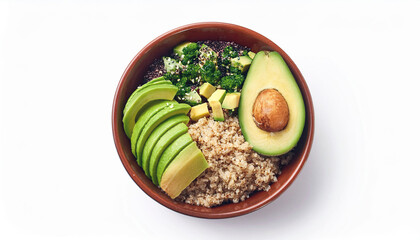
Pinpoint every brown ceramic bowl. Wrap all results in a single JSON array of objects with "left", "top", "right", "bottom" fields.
[{"left": 112, "top": 22, "right": 314, "bottom": 219}]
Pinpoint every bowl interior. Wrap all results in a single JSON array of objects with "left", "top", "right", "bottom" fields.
[{"left": 112, "top": 22, "right": 314, "bottom": 218}]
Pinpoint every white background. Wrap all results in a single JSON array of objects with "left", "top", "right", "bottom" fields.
[{"left": 1, "top": 0, "right": 419, "bottom": 239}]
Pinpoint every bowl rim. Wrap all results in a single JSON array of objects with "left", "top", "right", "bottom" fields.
[{"left": 112, "top": 22, "right": 314, "bottom": 219}]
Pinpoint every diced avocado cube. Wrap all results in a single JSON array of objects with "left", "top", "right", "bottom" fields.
[
  {"left": 207, "top": 89, "right": 226, "bottom": 103},
  {"left": 198, "top": 44, "right": 217, "bottom": 67},
  {"left": 174, "top": 42, "right": 194, "bottom": 57},
  {"left": 184, "top": 90, "right": 202, "bottom": 106},
  {"left": 199, "top": 82, "right": 216, "bottom": 99},
  {"left": 190, "top": 103, "right": 210, "bottom": 121},
  {"left": 209, "top": 100, "right": 224, "bottom": 121},
  {"left": 231, "top": 55, "right": 252, "bottom": 72},
  {"left": 248, "top": 51, "right": 256, "bottom": 59},
  {"left": 222, "top": 92, "right": 241, "bottom": 109},
  {"left": 163, "top": 57, "right": 182, "bottom": 73}
]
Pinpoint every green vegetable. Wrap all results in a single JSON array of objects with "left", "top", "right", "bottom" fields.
[
  {"left": 181, "top": 42, "right": 199, "bottom": 65},
  {"left": 163, "top": 57, "right": 181, "bottom": 73},
  {"left": 175, "top": 77, "right": 190, "bottom": 97},
  {"left": 182, "top": 64, "right": 200, "bottom": 83},
  {"left": 221, "top": 46, "right": 239, "bottom": 65},
  {"left": 220, "top": 74, "right": 244, "bottom": 92},
  {"left": 163, "top": 42, "right": 247, "bottom": 105},
  {"left": 198, "top": 44, "right": 217, "bottom": 67},
  {"left": 201, "top": 61, "right": 221, "bottom": 86}
]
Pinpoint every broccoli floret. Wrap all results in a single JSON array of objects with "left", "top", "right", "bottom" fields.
[
  {"left": 242, "top": 50, "right": 249, "bottom": 56},
  {"left": 166, "top": 64, "right": 201, "bottom": 100},
  {"left": 229, "top": 66, "right": 242, "bottom": 75},
  {"left": 222, "top": 46, "right": 239, "bottom": 59},
  {"left": 181, "top": 64, "right": 201, "bottom": 85},
  {"left": 175, "top": 76, "right": 190, "bottom": 97},
  {"left": 220, "top": 45, "right": 240, "bottom": 70},
  {"left": 176, "top": 76, "right": 188, "bottom": 87},
  {"left": 181, "top": 43, "right": 199, "bottom": 65},
  {"left": 165, "top": 64, "right": 200, "bottom": 84},
  {"left": 220, "top": 74, "right": 244, "bottom": 92},
  {"left": 164, "top": 72, "right": 180, "bottom": 84},
  {"left": 201, "top": 61, "right": 221, "bottom": 86}
]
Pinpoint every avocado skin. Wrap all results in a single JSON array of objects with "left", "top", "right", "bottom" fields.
[
  {"left": 122, "top": 84, "right": 178, "bottom": 138},
  {"left": 141, "top": 115, "right": 190, "bottom": 178},
  {"left": 155, "top": 132, "right": 193, "bottom": 185},
  {"left": 124, "top": 78, "right": 171, "bottom": 115},
  {"left": 238, "top": 51, "right": 305, "bottom": 156},
  {"left": 160, "top": 142, "right": 208, "bottom": 199},
  {"left": 136, "top": 103, "right": 191, "bottom": 166},
  {"left": 142, "top": 122, "right": 189, "bottom": 178},
  {"left": 130, "top": 100, "right": 174, "bottom": 158}
]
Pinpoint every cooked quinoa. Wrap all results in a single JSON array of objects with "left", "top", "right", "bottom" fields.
[{"left": 176, "top": 114, "right": 293, "bottom": 207}]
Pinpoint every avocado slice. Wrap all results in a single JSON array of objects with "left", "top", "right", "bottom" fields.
[
  {"left": 238, "top": 51, "right": 305, "bottom": 156},
  {"left": 222, "top": 92, "right": 241, "bottom": 110},
  {"left": 209, "top": 100, "right": 224, "bottom": 121},
  {"left": 231, "top": 55, "right": 252, "bottom": 72},
  {"left": 122, "top": 84, "right": 178, "bottom": 138},
  {"left": 136, "top": 103, "right": 191, "bottom": 166},
  {"left": 142, "top": 116, "right": 190, "bottom": 178},
  {"left": 147, "top": 124, "right": 190, "bottom": 184},
  {"left": 160, "top": 142, "right": 208, "bottom": 199},
  {"left": 124, "top": 79, "right": 171, "bottom": 115},
  {"left": 130, "top": 100, "right": 174, "bottom": 158},
  {"left": 155, "top": 132, "right": 194, "bottom": 185}
]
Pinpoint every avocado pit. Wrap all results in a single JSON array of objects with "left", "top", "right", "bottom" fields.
[{"left": 252, "top": 88, "right": 289, "bottom": 132}]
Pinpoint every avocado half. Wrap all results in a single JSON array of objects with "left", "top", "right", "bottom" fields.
[{"left": 238, "top": 51, "right": 305, "bottom": 156}]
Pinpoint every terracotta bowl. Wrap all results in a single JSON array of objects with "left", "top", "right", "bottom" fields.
[{"left": 112, "top": 22, "right": 314, "bottom": 219}]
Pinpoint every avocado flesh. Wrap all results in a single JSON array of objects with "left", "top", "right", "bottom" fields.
[
  {"left": 163, "top": 57, "right": 182, "bottom": 73},
  {"left": 173, "top": 42, "right": 193, "bottom": 57},
  {"left": 189, "top": 103, "right": 210, "bottom": 122},
  {"left": 155, "top": 132, "right": 193, "bottom": 185},
  {"left": 136, "top": 103, "right": 191, "bottom": 166},
  {"left": 160, "top": 142, "right": 208, "bottom": 199},
  {"left": 123, "top": 79, "right": 171, "bottom": 115},
  {"left": 130, "top": 100, "right": 174, "bottom": 157},
  {"left": 142, "top": 117, "right": 189, "bottom": 178},
  {"left": 123, "top": 84, "right": 178, "bottom": 138},
  {"left": 222, "top": 92, "right": 241, "bottom": 109},
  {"left": 238, "top": 51, "right": 305, "bottom": 156},
  {"left": 198, "top": 44, "right": 217, "bottom": 67},
  {"left": 147, "top": 124, "right": 190, "bottom": 184},
  {"left": 209, "top": 100, "right": 224, "bottom": 121},
  {"left": 208, "top": 89, "right": 226, "bottom": 103},
  {"left": 231, "top": 55, "right": 252, "bottom": 72},
  {"left": 184, "top": 90, "right": 202, "bottom": 106}
]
